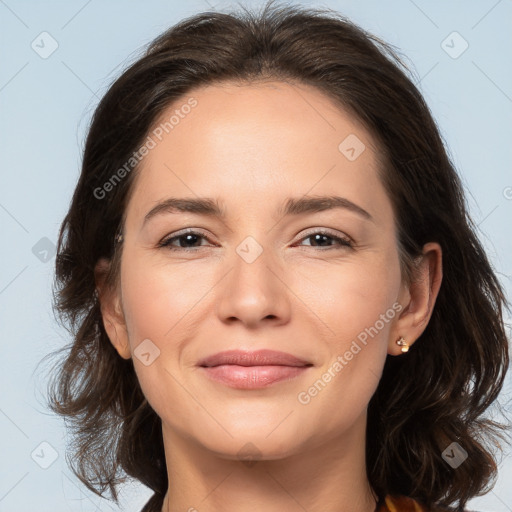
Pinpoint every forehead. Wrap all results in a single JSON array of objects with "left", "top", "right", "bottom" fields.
[{"left": 125, "top": 80, "right": 387, "bottom": 223}]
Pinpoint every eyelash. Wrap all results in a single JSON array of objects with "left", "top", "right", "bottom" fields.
[{"left": 157, "top": 228, "right": 354, "bottom": 252}]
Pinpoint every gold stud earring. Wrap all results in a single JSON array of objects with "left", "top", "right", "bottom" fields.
[{"left": 396, "top": 337, "right": 409, "bottom": 353}]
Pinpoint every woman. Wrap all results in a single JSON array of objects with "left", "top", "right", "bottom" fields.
[{"left": 46, "top": 1, "right": 511, "bottom": 511}]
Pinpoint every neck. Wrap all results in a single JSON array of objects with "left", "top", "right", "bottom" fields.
[{"left": 160, "top": 412, "right": 378, "bottom": 512}]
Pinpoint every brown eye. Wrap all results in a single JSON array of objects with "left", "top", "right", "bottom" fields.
[
  {"left": 297, "top": 230, "right": 354, "bottom": 250},
  {"left": 158, "top": 230, "right": 213, "bottom": 251}
]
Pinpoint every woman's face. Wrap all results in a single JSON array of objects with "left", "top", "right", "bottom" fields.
[{"left": 100, "top": 80, "right": 416, "bottom": 460}]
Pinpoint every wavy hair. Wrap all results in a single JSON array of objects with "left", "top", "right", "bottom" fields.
[{"left": 44, "top": 2, "right": 511, "bottom": 511}]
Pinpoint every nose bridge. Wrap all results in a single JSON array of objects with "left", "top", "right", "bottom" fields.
[
  {"left": 230, "top": 232, "right": 279, "bottom": 291},
  {"left": 215, "top": 231, "right": 290, "bottom": 326}
]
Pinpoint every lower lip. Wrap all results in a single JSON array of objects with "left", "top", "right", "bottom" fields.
[{"left": 200, "top": 365, "right": 311, "bottom": 389}]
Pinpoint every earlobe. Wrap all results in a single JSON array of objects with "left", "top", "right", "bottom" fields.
[
  {"left": 94, "top": 258, "right": 132, "bottom": 360},
  {"left": 389, "top": 242, "right": 443, "bottom": 355}
]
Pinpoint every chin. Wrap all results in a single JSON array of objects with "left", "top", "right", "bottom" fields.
[
  {"left": 196, "top": 423, "right": 308, "bottom": 462},
  {"left": 211, "top": 438, "right": 303, "bottom": 464}
]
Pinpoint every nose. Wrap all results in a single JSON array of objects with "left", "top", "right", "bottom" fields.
[{"left": 215, "top": 243, "right": 291, "bottom": 329}]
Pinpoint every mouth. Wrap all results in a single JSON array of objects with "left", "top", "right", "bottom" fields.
[{"left": 197, "top": 349, "right": 313, "bottom": 389}]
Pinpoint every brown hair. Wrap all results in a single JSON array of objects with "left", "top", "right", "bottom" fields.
[{"left": 44, "top": 1, "right": 511, "bottom": 511}]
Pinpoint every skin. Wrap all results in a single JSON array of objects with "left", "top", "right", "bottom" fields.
[{"left": 95, "top": 80, "right": 442, "bottom": 512}]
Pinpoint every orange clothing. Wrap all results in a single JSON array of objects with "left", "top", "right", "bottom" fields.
[{"left": 378, "top": 495, "right": 429, "bottom": 512}]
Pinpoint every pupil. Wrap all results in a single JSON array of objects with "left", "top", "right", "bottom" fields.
[
  {"left": 183, "top": 234, "right": 198, "bottom": 247},
  {"left": 313, "top": 234, "right": 330, "bottom": 246}
]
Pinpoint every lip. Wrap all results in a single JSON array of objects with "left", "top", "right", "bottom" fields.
[
  {"left": 197, "top": 349, "right": 313, "bottom": 389},
  {"left": 197, "top": 349, "right": 312, "bottom": 368}
]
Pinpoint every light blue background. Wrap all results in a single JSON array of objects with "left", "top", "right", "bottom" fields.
[{"left": 0, "top": 1, "right": 511, "bottom": 511}]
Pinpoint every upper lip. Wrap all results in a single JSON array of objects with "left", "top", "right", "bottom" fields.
[{"left": 198, "top": 349, "right": 312, "bottom": 368}]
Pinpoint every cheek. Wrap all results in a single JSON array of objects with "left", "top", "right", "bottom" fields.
[
  {"left": 118, "top": 251, "right": 211, "bottom": 419},
  {"left": 293, "top": 252, "right": 401, "bottom": 431},
  {"left": 120, "top": 250, "right": 212, "bottom": 343},
  {"left": 294, "top": 248, "right": 402, "bottom": 345}
]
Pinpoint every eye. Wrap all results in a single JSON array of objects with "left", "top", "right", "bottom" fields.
[
  {"left": 295, "top": 229, "right": 354, "bottom": 250},
  {"left": 157, "top": 228, "right": 354, "bottom": 252},
  {"left": 157, "top": 229, "right": 214, "bottom": 251}
]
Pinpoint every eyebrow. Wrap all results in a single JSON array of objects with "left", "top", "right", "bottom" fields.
[{"left": 142, "top": 195, "right": 373, "bottom": 226}]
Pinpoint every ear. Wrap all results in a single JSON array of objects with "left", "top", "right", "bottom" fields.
[
  {"left": 388, "top": 242, "right": 443, "bottom": 355},
  {"left": 94, "top": 258, "right": 131, "bottom": 360}
]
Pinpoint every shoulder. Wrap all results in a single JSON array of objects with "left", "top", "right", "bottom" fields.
[{"left": 379, "top": 494, "right": 479, "bottom": 512}]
